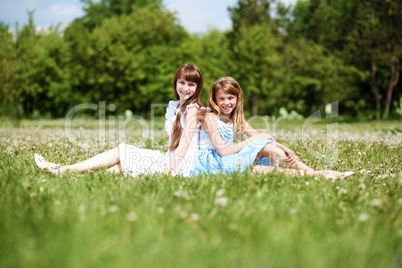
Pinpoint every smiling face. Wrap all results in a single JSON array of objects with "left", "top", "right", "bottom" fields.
[
  {"left": 176, "top": 78, "right": 198, "bottom": 101},
  {"left": 215, "top": 89, "right": 238, "bottom": 116}
]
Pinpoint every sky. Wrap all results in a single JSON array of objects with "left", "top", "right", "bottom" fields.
[{"left": 0, "top": 0, "right": 297, "bottom": 33}]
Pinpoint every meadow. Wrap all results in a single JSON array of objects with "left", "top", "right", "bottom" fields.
[{"left": 0, "top": 118, "right": 401, "bottom": 268}]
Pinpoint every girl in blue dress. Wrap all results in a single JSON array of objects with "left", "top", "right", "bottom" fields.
[
  {"left": 192, "top": 76, "right": 353, "bottom": 179},
  {"left": 34, "top": 63, "right": 205, "bottom": 177}
]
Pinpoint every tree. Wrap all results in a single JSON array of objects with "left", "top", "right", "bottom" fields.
[
  {"left": 0, "top": 22, "right": 17, "bottom": 109},
  {"left": 232, "top": 23, "right": 282, "bottom": 116},
  {"left": 289, "top": 0, "right": 402, "bottom": 119},
  {"left": 65, "top": 3, "right": 189, "bottom": 115},
  {"left": 78, "top": 0, "right": 162, "bottom": 30}
]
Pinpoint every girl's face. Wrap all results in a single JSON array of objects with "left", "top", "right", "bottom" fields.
[
  {"left": 176, "top": 78, "right": 198, "bottom": 101},
  {"left": 215, "top": 89, "right": 237, "bottom": 116}
]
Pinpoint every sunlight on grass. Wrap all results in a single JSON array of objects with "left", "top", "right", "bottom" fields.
[{"left": 0, "top": 119, "right": 401, "bottom": 267}]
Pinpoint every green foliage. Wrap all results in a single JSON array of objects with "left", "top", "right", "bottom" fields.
[
  {"left": 232, "top": 23, "right": 282, "bottom": 116},
  {"left": 78, "top": 0, "right": 162, "bottom": 29},
  {"left": 67, "top": 3, "right": 188, "bottom": 115},
  {"left": 288, "top": 0, "right": 402, "bottom": 119},
  {"left": 0, "top": 0, "right": 400, "bottom": 118}
]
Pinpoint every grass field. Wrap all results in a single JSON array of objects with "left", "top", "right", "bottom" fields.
[{"left": 0, "top": 118, "right": 401, "bottom": 268}]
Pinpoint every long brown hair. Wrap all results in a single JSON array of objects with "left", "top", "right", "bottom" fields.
[
  {"left": 169, "top": 63, "right": 204, "bottom": 151},
  {"left": 208, "top": 76, "right": 246, "bottom": 137}
]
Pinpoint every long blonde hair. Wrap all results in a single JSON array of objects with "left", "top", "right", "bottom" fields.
[
  {"left": 208, "top": 76, "right": 246, "bottom": 137},
  {"left": 169, "top": 63, "right": 204, "bottom": 151}
]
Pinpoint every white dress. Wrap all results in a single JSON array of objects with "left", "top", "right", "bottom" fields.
[{"left": 118, "top": 100, "right": 201, "bottom": 177}]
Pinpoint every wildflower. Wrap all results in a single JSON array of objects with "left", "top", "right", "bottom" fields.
[
  {"left": 370, "top": 199, "right": 383, "bottom": 208},
  {"left": 214, "top": 197, "right": 228, "bottom": 207},
  {"left": 289, "top": 208, "right": 297, "bottom": 214},
  {"left": 216, "top": 189, "right": 226, "bottom": 197},
  {"left": 190, "top": 213, "right": 199, "bottom": 222},
  {"left": 357, "top": 183, "right": 366, "bottom": 191},
  {"left": 109, "top": 205, "right": 118, "bottom": 213},
  {"left": 125, "top": 212, "right": 138, "bottom": 222},
  {"left": 357, "top": 213, "right": 369, "bottom": 222},
  {"left": 338, "top": 188, "right": 348, "bottom": 195}
]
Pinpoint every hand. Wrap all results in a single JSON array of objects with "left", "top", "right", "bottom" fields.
[{"left": 281, "top": 146, "right": 300, "bottom": 163}]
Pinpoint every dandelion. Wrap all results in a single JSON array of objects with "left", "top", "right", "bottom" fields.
[
  {"left": 358, "top": 213, "right": 369, "bottom": 222},
  {"left": 125, "top": 212, "right": 138, "bottom": 222},
  {"left": 216, "top": 189, "right": 226, "bottom": 197},
  {"left": 370, "top": 199, "right": 383, "bottom": 208},
  {"left": 214, "top": 196, "right": 228, "bottom": 207},
  {"left": 357, "top": 183, "right": 366, "bottom": 191},
  {"left": 289, "top": 208, "right": 297, "bottom": 214},
  {"left": 338, "top": 188, "right": 348, "bottom": 195},
  {"left": 109, "top": 205, "right": 118, "bottom": 213},
  {"left": 190, "top": 213, "right": 199, "bottom": 222}
]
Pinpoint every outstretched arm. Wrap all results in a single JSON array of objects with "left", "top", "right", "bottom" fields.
[{"left": 203, "top": 115, "right": 268, "bottom": 157}]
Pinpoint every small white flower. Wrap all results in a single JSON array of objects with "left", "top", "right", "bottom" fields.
[
  {"left": 214, "top": 197, "right": 228, "bottom": 207},
  {"left": 191, "top": 213, "right": 199, "bottom": 222},
  {"left": 216, "top": 189, "right": 226, "bottom": 197},
  {"left": 357, "top": 183, "right": 366, "bottom": 191},
  {"left": 109, "top": 205, "right": 118, "bottom": 213},
  {"left": 338, "top": 188, "right": 348, "bottom": 195},
  {"left": 289, "top": 208, "right": 297, "bottom": 214},
  {"left": 125, "top": 212, "right": 138, "bottom": 222},
  {"left": 370, "top": 199, "right": 383, "bottom": 208},
  {"left": 357, "top": 213, "right": 369, "bottom": 222}
]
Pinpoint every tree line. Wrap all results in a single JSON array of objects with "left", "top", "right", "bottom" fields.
[{"left": 0, "top": 0, "right": 400, "bottom": 119}]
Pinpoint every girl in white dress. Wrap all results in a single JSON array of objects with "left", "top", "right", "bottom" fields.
[{"left": 34, "top": 63, "right": 204, "bottom": 177}]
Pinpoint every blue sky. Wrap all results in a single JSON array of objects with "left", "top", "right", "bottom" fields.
[{"left": 0, "top": 0, "right": 297, "bottom": 33}]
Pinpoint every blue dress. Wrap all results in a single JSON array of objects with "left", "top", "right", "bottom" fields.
[{"left": 191, "top": 116, "right": 275, "bottom": 176}]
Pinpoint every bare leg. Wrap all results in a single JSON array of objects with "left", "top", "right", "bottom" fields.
[
  {"left": 107, "top": 163, "right": 122, "bottom": 174},
  {"left": 41, "top": 147, "right": 120, "bottom": 174},
  {"left": 257, "top": 144, "right": 313, "bottom": 171},
  {"left": 252, "top": 165, "right": 345, "bottom": 178}
]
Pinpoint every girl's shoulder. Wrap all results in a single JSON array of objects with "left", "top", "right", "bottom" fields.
[
  {"left": 165, "top": 100, "right": 180, "bottom": 120},
  {"left": 202, "top": 113, "right": 219, "bottom": 125}
]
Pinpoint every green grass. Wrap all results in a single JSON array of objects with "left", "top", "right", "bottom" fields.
[{"left": 0, "top": 119, "right": 401, "bottom": 268}]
